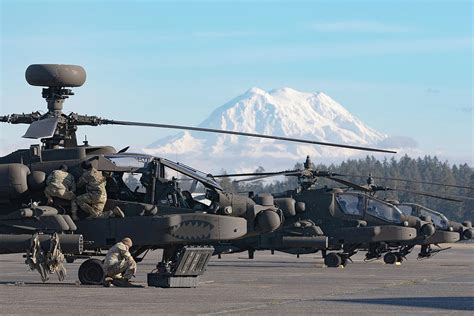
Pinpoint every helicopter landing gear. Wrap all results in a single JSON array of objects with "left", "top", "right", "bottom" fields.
[
  {"left": 383, "top": 244, "right": 413, "bottom": 264},
  {"left": 383, "top": 252, "right": 402, "bottom": 265},
  {"left": 365, "top": 243, "right": 388, "bottom": 261},
  {"left": 324, "top": 252, "right": 347, "bottom": 268},
  {"left": 418, "top": 244, "right": 450, "bottom": 259},
  {"left": 78, "top": 258, "right": 105, "bottom": 285},
  {"left": 248, "top": 249, "right": 255, "bottom": 259}
]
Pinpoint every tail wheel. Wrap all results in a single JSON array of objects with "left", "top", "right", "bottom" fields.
[
  {"left": 324, "top": 253, "right": 342, "bottom": 268},
  {"left": 78, "top": 259, "right": 105, "bottom": 285}
]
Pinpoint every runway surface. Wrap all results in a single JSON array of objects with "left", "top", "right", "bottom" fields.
[{"left": 0, "top": 244, "right": 473, "bottom": 315}]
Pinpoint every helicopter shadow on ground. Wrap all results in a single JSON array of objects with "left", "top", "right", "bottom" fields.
[
  {"left": 0, "top": 281, "right": 81, "bottom": 287},
  {"left": 323, "top": 297, "right": 474, "bottom": 311},
  {"left": 208, "top": 262, "right": 324, "bottom": 269}
]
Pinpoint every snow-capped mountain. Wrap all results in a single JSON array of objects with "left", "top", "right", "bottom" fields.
[{"left": 144, "top": 87, "right": 391, "bottom": 173}]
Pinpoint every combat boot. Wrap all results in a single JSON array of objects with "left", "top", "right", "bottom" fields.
[
  {"left": 100, "top": 210, "right": 113, "bottom": 218},
  {"left": 86, "top": 214, "right": 100, "bottom": 220},
  {"left": 112, "top": 278, "right": 143, "bottom": 288},
  {"left": 103, "top": 276, "right": 113, "bottom": 287}
]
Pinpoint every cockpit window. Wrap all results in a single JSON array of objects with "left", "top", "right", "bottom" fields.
[
  {"left": 160, "top": 158, "right": 222, "bottom": 190},
  {"left": 397, "top": 205, "right": 415, "bottom": 216},
  {"left": 419, "top": 207, "right": 449, "bottom": 230},
  {"left": 122, "top": 173, "right": 146, "bottom": 193},
  {"left": 366, "top": 198, "right": 402, "bottom": 223},
  {"left": 336, "top": 194, "right": 365, "bottom": 216},
  {"left": 106, "top": 155, "right": 151, "bottom": 168}
]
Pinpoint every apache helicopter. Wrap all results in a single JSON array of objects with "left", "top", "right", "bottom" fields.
[
  {"left": 213, "top": 156, "right": 471, "bottom": 267},
  {"left": 394, "top": 201, "right": 473, "bottom": 259},
  {"left": 396, "top": 202, "right": 472, "bottom": 241},
  {"left": 342, "top": 173, "right": 474, "bottom": 244},
  {"left": 338, "top": 174, "right": 473, "bottom": 262},
  {"left": 0, "top": 64, "right": 395, "bottom": 286}
]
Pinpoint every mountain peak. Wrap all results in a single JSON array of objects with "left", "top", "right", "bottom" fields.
[
  {"left": 269, "top": 87, "right": 302, "bottom": 94},
  {"left": 245, "top": 87, "right": 267, "bottom": 96},
  {"left": 145, "top": 87, "right": 388, "bottom": 172}
]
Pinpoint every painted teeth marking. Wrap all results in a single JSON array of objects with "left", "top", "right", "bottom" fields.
[{"left": 170, "top": 220, "right": 214, "bottom": 240}]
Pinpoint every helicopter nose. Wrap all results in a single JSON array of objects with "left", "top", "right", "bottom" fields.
[
  {"left": 255, "top": 210, "right": 281, "bottom": 233},
  {"left": 420, "top": 223, "right": 436, "bottom": 237},
  {"left": 463, "top": 228, "right": 473, "bottom": 240}
]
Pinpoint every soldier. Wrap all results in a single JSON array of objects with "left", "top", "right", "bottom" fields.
[
  {"left": 71, "top": 160, "right": 124, "bottom": 220},
  {"left": 44, "top": 164, "right": 76, "bottom": 206},
  {"left": 103, "top": 237, "right": 140, "bottom": 287}
]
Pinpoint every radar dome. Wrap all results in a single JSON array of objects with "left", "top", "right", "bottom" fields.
[{"left": 25, "top": 64, "right": 86, "bottom": 87}]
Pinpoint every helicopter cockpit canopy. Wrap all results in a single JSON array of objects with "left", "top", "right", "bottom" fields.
[
  {"left": 366, "top": 196, "right": 402, "bottom": 223},
  {"left": 336, "top": 193, "right": 365, "bottom": 216},
  {"left": 158, "top": 158, "right": 222, "bottom": 191},
  {"left": 97, "top": 154, "right": 222, "bottom": 191},
  {"left": 106, "top": 154, "right": 152, "bottom": 169},
  {"left": 398, "top": 203, "right": 449, "bottom": 230},
  {"left": 336, "top": 192, "right": 403, "bottom": 223}
]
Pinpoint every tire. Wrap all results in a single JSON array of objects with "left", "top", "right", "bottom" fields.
[
  {"left": 324, "top": 253, "right": 342, "bottom": 268},
  {"left": 78, "top": 259, "right": 105, "bottom": 285},
  {"left": 383, "top": 252, "right": 397, "bottom": 265},
  {"left": 395, "top": 253, "right": 404, "bottom": 263}
]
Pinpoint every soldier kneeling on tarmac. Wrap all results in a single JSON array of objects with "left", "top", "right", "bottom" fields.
[
  {"left": 44, "top": 164, "right": 76, "bottom": 207},
  {"left": 71, "top": 160, "right": 124, "bottom": 220},
  {"left": 103, "top": 237, "right": 141, "bottom": 287}
]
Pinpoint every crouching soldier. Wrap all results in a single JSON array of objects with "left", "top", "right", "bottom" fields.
[
  {"left": 103, "top": 237, "right": 141, "bottom": 287},
  {"left": 44, "top": 164, "right": 76, "bottom": 206}
]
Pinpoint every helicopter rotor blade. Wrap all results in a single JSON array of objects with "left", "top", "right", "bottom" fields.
[
  {"left": 213, "top": 170, "right": 297, "bottom": 178},
  {"left": 101, "top": 119, "right": 396, "bottom": 153},
  {"left": 339, "top": 174, "right": 473, "bottom": 190},
  {"left": 117, "top": 146, "right": 130, "bottom": 153},
  {"left": 376, "top": 187, "right": 469, "bottom": 203},
  {"left": 233, "top": 175, "right": 278, "bottom": 183},
  {"left": 325, "top": 177, "right": 372, "bottom": 192}
]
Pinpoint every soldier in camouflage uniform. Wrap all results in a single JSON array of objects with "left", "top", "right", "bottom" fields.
[
  {"left": 103, "top": 237, "right": 140, "bottom": 287},
  {"left": 44, "top": 164, "right": 76, "bottom": 206},
  {"left": 71, "top": 160, "right": 124, "bottom": 220},
  {"left": 71, "top": 161, "right": 107, "bottom": 219}
]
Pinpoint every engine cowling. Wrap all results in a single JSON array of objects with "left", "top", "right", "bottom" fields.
[{"left": 0, "top": 164, "right": 30, "bottom": 199}]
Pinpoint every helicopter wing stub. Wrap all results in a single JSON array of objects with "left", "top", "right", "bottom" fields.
[
  {"left": 22, "top": 117, "right": 59, "bottom": 139},
  {"left": 100, "top": 119, "right": 397, "bottom": 154}
]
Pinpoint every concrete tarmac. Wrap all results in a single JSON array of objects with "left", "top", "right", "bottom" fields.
[{"left": 0, "top": 244, "right": 473, "bottom": 315}]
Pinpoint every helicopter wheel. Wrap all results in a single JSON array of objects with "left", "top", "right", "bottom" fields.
[
  {"left": 78, "top": 259, "right": 105, "bottom": 285},
  {"left": 383, "top": 252, "right": 398, "bottom": 265},
  {"left": 324, "top": 253, "right": 342, "bottom": 268}
]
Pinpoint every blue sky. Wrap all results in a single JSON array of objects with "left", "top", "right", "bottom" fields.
[{"left": 1, "top": 0, "right": 472, "bottom": 164}]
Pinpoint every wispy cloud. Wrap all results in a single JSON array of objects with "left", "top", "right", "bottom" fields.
[
  {"left": 458, "top": 106, "right": 472, "bottom": 113},
  {"left": 310, "top": 20, "right": 413, "bottom": 33},
  {"left": 377, "top": 136, "right": 418, "bottom": 149},
  {"left": 426, "top": 88, "right": 441, "bottom": 94}
]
